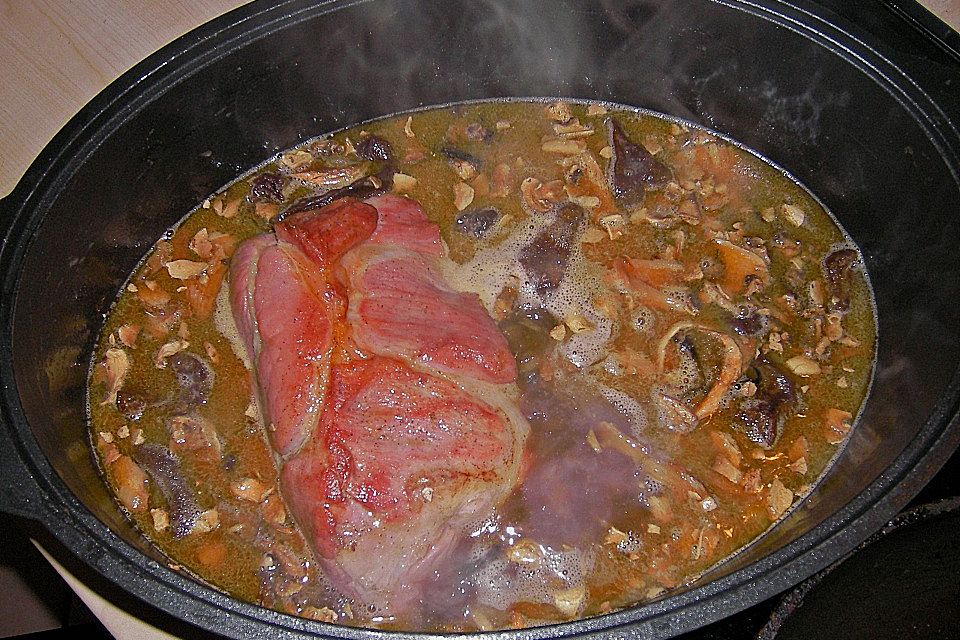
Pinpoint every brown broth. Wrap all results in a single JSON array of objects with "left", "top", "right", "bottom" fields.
[{"left": 87, "top": 100, "right": 876, "bottom": 631}]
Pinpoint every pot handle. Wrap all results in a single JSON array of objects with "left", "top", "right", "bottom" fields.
[
  {"left": 0, "top": 419, "right": 50, "bottom": 521},
  {"left": 0, "top": 194, "right": 49, "bottom": 521}
]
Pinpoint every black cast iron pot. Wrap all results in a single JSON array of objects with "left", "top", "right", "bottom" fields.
[{"left": 1, "top": 0, "right": 959, "bottom": 638}]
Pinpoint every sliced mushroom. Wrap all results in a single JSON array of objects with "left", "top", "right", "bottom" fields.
[
  {"left": 656, "top": 322, "right": 744, "bottom": 424},
  {"left": 98, "top": 348, "right": 129, "bottom": 406},
  {"left": 652, "top": 391, "right": 699, "bottom": 434},
  {"left": 521, "top": 177, "right": 565, "bottom": 213},
  {"left": 249, "top": 172, "right": 287, "bottom": 202},
  {"left": 519, "top": 203, "right": 586, "bottom": 299},
  {"left": 617, "top": 258, "right": 685, "bottom": 287},
  {"left": 292, "top": 164, "right": 370, "bottom": 190},
  {"left": 110, "top": 455, "right": 149, "bottom": 513},
  {"left": 735, "top": 354, "right": 796, "bottom": 448},
  {"left": 454, "top": 207, "right": 501, "bottom": 238},
  {"left": 166, "top": 413, "right": 222, "bottom": 462},
  {"left": 169, "top": 351, "right": 214, "bottom": 407},
  {"left": 594, "top": 421, "right": 708, "bottom": 501},
  {"left": 278, "top": 135, "right": 394, "bottom": 221},
  {"left": 355, "top": 134, "right": 393, "bottom": 162},
  {"left": 714, "top": 238, "right": 770, "bottom": 297},
  {"left": 133, "top": 444, "right": 201, "bottom": 538},
  {"left": 613, "top": 258, "right": 700, "bottom": 315},
  {"left": 693, "top": 331, "right": 742, "bottom": 421},
  {"left": 439, "top": 145, "right": 483, "bottom": 171},
  {"left": 605, "top": 118, "right": 672, "bottom": 203},
  {"left": 823, "top": 247, "right": 859, "bottom": 312}
]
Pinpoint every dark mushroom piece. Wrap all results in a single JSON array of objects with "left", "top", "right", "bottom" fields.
[
  {"left": 169, "top": 351, "right": 214, "bottom": 408},
  {"left": 518, "top": 203, "right": 586, "bottom": 299},
  {"left": 465, "top": 122, "right": 494, "bottom": 142},
  {"left": 439, "top": 144, "right": 484, "bottom": 170},
  {"left": 823, "top": 247, "right": 859, "bottom": 312},
  {"left": 133, "top": 444, "right": 201, "bottom": 538},
  {"left": 730, "top": 304, "right": 771, "bottom": 338},
  {"left": 116, "top": 388, "right": 146, "bottom": 421},
  {"left": 355, "top": 133, "right": 393, "bottom": 162},
  {"left": 249, "top": 172, "right": 287, "bottom": 203},
  {"left": 454, "top": 206, "right": 501, "bottom": 239},
  {"left": 498, "top": 307, "right": 560, "bottom": 380},
  {"left": 605, "top": 118, "right": 672, "bottom": 204},
  {"left": 277, "top": 134, "right": 395, "bottom": 220},
  {"left": 735, "top": 354, "right": 796, "bottom": 449},
  {"left": 278, "top": 172, "right": 392, "bottom": 220}
]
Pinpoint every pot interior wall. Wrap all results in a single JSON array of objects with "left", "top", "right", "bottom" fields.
[{"left": 9, "top": 0, "right": 960, "bottom": 621}]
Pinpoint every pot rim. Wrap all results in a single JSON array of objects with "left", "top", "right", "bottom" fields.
[{"left": 1, "top": 1, "right": 959, "bottom": 638}]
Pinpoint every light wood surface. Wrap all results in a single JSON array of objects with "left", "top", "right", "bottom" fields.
[
  {"left": 928, "top": 0, "right": 960, "bottom": 30},
  {"left": 0, "top": 0, "right": 248, "bottom": 198}
]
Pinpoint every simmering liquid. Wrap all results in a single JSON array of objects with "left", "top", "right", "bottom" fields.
[{"left": 87, "top": 100, "right": 875, "bottom": 631}]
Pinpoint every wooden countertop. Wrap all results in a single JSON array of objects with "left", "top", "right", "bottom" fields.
[{"left": 0, "top": 0, "right": 248, "bottom": 198}]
